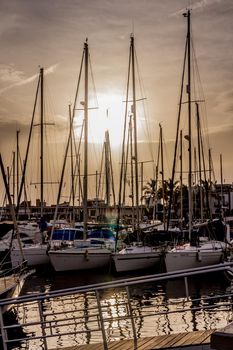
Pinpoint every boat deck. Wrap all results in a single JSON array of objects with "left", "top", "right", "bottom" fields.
[{"left": 54, "top": 330, "right": 214, "bottom": 350}]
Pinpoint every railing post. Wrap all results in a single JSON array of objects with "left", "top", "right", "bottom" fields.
[
  {"left": 0, "top": 305, "right": 8, "bottom": 350},
  {"left": 95, "top": 290, "right": 108, "bottom": 350},
  {"left": 38, "top": 299, "right": 48, "bottom": 350},
  {"left": 126, "top": 286, "right": 137, "bottom": 349},
  {"left": 184, "top": 276, "right": 190, "bottom": 300}
]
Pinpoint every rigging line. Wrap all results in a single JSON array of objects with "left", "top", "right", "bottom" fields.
[
  {"left": 52, "top": 49, "right": 85, "bottom": 228},
  {"left": 135, "top": 50, "right": 154, "bottom": 162},
  {"left": 98, "top": 141, "right": 104, "bottom": 200},
  {"left": 88, "top": 52, "right": 98, "bottom": 109},
  {"left": 167, "top": 36, "right": 188, "bottom": 231},
  {"left": 118, "top": 43, "right": 131, "bottom": 208},
  {"left": 108, "top": 136, "right": 116, "bottom": 206},
  {"left": 211, "top": 153, "right": 216, "bottom": 184},
  {"left": 88, "top": 55, "right": 101, "bottom": 172},
  {"left": 163, "top": 133, "right": 172, "bottom": 180},
  {"left": 123, "top": 118, "right": 130, "bottom": 205},
  {"left": 191, "top": 37, "right": 210, "bottom": 149},
  {"left": 45, "top": 79, "right": 60, "bottom": 187},
  {"left": 18, "top": 153, "right": 30, "bottom": 207},
  {"left": 16, "top": 73, "right": 41, "bottom": 215},
  {"left": 73, "top": 120, "right": 84, "bottom": 204}
]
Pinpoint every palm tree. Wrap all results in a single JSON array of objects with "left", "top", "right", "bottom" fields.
[{"left": 142, "top": 179, "right": 156, "bottom": 208}]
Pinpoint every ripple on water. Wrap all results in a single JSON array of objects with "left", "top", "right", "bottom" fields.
[{"left": 10, "top": 270, "right": 233, "bottom": 349}]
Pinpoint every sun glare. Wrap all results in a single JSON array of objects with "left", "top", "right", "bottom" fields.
[{"left": 89, "top": 92, "right": 125, "bottom": 147}]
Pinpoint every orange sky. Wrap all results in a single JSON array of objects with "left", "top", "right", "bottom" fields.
[{"left": 0, "top": 0, "right": 233, "bottom": 205}]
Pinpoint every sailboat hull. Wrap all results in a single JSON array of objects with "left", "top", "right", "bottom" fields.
[
  {"left": 165, "top": 247, "right": 224, "bottom": 272},
  {"left": 11, "top": 244, "right": 50, "bottom": 268},
  {"left": 49, "top": 248, "right": 111, "bottom": 272},
  {"left": 112, "top": 247, "right": 161, "bottom": 273}
]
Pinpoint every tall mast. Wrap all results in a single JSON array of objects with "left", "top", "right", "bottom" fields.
[
  {"left": 129, "top": 115, "right": 135, "bottom": 229},
  {"left": 40, "top": 67, "right": 44, "bottom": 217},
  {"left": 184, "top": 10, "right": 192, "bottom": 239},
  {"left": 196, "top": 103, "right": 203, "bottom": 220},
  {"left": 208, "top": 148, "right": 212, "bottom": 218},
  {"left": 83, "top": 40, "right": 89, "bottom": 239},
  {"left": 105, "top": 130, "right": 110, "bottom": 206},
  {"left": 180, "top": 130, "right": 183, "bottom": 231},
  {"left": 220, "top": 154, "right": 223, "bottom": 218},
  {"left": 69, "top": 104, "right": 75, "bottom": 224},
  {"left": 131, "top": 34, "right": 140, "bottom": 229},
  {"left": 0, "top": 154, "right": 24, "bottom": 260},
  {"left": 13, "top": 151, "right": 15, "bottom": 206},
  {"left": 16, "top": 129, "right": 20, "bottom": 201},
  {"left": 159, "top": 123, "right": 165, "bottom": 229}
]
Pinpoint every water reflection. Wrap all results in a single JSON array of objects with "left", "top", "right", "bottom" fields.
[{"left": 9, "top": 270, "right": 233, "bottom": 349}]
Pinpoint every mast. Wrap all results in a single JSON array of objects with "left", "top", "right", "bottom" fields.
[
  {"left": 184, "top": 9, "right": 193, "bottom": 239},
  {"left": 196, "top": 103, "right": 203, "bottom": 220},
  {"left": 208, "top": 148, "right": 212, "bottom": 218},
  {"left": 16, "top": 71, "right": 40, "bottom": 217},
  {"left": 166, "top": 32, "right": 188, "bottom": 231},
  {"left": 131, "top": 35, "right": 140, "bottom": 229},
  {"left": 180, "top": 130, "right": 183, "bottom": 231},
  {"left": 83, "top": 39, "right": 89, "bottom": 239},
  {"left": 16, "top": 129, "right": 20, "bottom": 201},
  {"left": 129, "top": 115, "right": 135, "bottom": 229},
  {"left": 0, "top": 154, "right": 24, "bottom": 260},
  {"left": 220, "top": 154, "right": 223, "bottom": 218},
  {"left": 13, "top": 151, "right": 15, "bottom": 206},
  {"left": 104, "top": 130, "right": 110, "bottom": 206},
  {"left": 69, "top": 104, "right": 75, "bottom": 225},
  {"left": 159, "top": 123, "right": 165, "bottom": 230},
  {"left": 40, "top": 67, "right": 44, "bottom": 217}
]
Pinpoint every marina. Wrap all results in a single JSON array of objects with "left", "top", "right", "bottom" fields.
[{"left": 0, "top": 1, "right": 233, "bottom": 349}]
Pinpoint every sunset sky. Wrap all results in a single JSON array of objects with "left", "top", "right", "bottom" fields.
[{"left": 0, "top": 0, "right": 232, "bottom": 205}]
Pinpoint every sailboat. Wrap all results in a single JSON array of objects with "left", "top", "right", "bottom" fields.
[
  {"left": 48, "top": 40, "right": 112, "bottom": 272},
  {"left": 10, "top": 68, "right": 51, "bottom": 268},
  {"left": 0, "top": 154, "right": 33, "bottom": 309},
  {"left": 112, "top": 35, "right": 162, "bottom": 273},
  {"left": 165, "top": 10, "right": 227, "bottom": 272}
]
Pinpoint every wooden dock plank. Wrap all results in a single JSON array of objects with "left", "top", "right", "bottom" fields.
[
  {"left": 191, "top": 329, "right": 214, "bottom": 344},
  {"left": 108, "top": 339, "right": 132, "bottom": 350},
  {"left": 53, "top": 330, "right": 214, "bottom": 350},
  {"left": 170, "top": 331, "right": 200, "bottom": 347},
  {"left": 157, "top": 332, "right": 189, "bottom": 348}
]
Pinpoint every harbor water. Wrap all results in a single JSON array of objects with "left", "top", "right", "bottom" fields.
[{"left": 5, "top": 267, "right": 233, "bottom": 349}]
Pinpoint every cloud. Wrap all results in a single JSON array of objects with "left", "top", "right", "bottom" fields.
[
  {"left": 171, "top": 0, "right": 222, "bottom": 16},
  {"left": 0, "top": 63, "right": 59, "bottom": 95},
  {"left": 0, "top": 64, "right": 24, "bottom": 83}
]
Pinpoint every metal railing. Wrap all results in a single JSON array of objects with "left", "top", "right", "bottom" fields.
[{"left": 0, "top": 262, "right": 233, "bottom": 349}]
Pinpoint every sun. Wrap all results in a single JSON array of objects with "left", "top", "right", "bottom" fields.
[{"left": 88, "top": 92, "right": 125, "bottom": 147}]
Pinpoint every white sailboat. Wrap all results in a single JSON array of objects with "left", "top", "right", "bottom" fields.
[
  {"left": 0, "top": 154, "right": 34, "bottom": 311},
  {"left": 112, "top": 35, "right": 162, "bottom": 273},
  {"left": 48, "top": 40, "right": 112, "bottom": 272},
  {"left": 165, "top": 10, "right": 227, "bottom": 272},
  {"left": 49, "top": 245, "right": 111, "bottom": 272},
  {"left": 10, "top": 68, "right": 51, "bottom": 268},
  {"left": 112, "top": 243, "right": 161, "bottom": 273},
  {"left": 165, "top": 240, "right": 226, "bottom": 272}
]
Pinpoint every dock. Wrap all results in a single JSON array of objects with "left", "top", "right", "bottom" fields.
[{"left": 55, "top": 330, "right": 214, "bottom": 350}]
